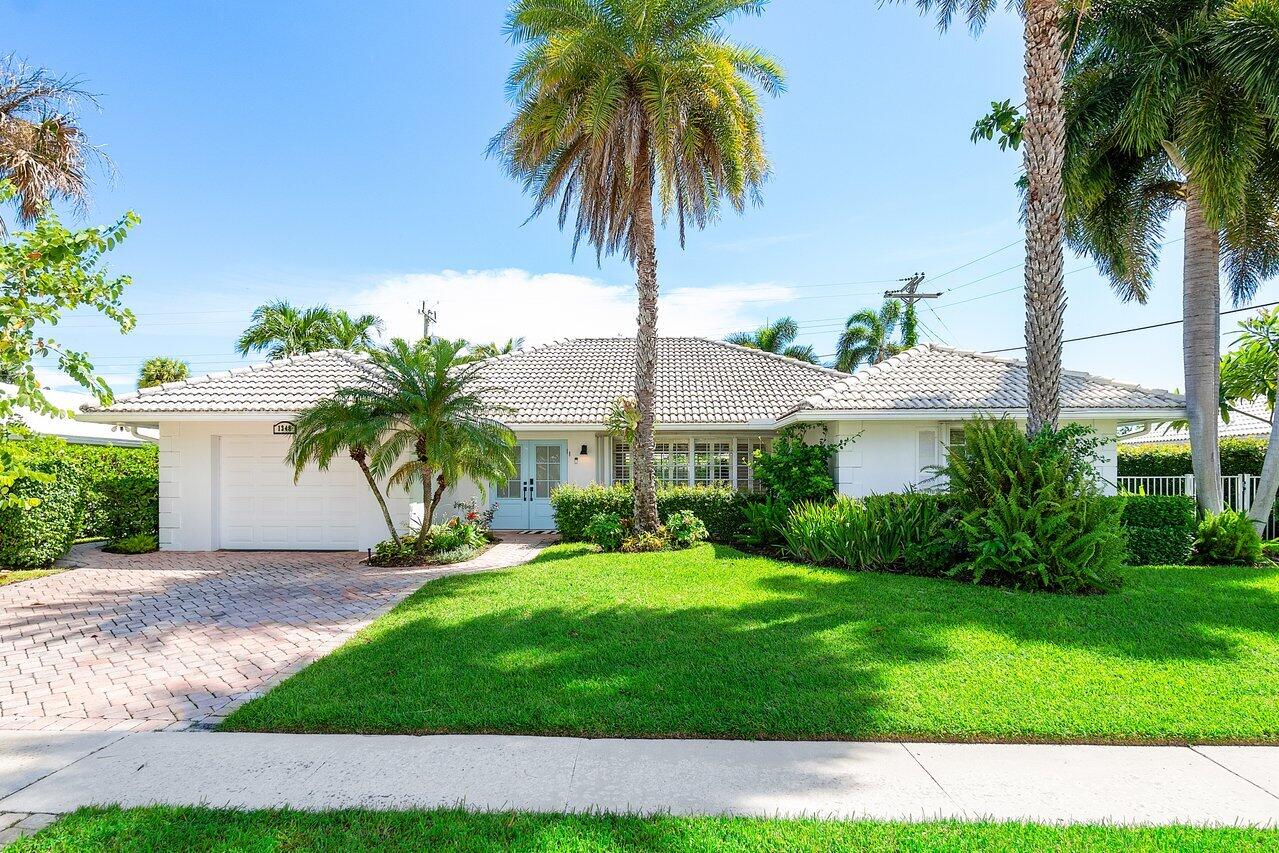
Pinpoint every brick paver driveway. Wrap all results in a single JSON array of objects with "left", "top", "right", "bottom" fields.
[{"left": 0, "top": 538, "right": 549, "bottom": 733}]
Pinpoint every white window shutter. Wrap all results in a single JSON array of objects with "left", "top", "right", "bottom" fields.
[{"left": 917, "top": 429, "right": 939, "bottom": 474}]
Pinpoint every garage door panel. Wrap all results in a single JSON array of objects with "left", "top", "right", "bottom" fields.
[{"left": 218, "top": 436, "right": 361, "bottom": 550}]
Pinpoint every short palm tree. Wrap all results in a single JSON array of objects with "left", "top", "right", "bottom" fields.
[
  {"left": 835, "top": 300, "right": 913, "bottom": 372},
  {"left": 327, "top": 311, "right": 383, "bottom": 352},
  {"left": 236, "top": 301, "right": 346, "bottom": 359},
  {"left": 900, "top": 0, "right": 1068, "bottom": 435},
  {"left": 137, "top": 356, "right": 189, "bottom": 389},
  {"left": 286, "top": 397, "right": 401, "bottom": 544},
  {"left": 725, "top": 318, "right": 818, "bottom": 363},
  {"left": 490, "top": 0, "right": 783, "bottom": 533},
  {"left": 1061, "top": 0, "right": 1279, "bottom": 512},
  {"left": 343, "top": 338, "right": 517, "bottom": 556},
  {"left": 0, "top": 56, "right": 102, "bottom": 226}
]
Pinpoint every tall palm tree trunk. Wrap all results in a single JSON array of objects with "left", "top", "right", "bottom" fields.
[
  {"left": 1022, "top": 0, "right": 1067, "bottom": 436},
  {"left": 1183, "top": 183, "right": 1223, "bottom": 514},
  {"left": 350, "top": 450, "right": 400, "bottom": 545},
  {"left": 632, "top": 129, "right": 660, "bottom": 534}
]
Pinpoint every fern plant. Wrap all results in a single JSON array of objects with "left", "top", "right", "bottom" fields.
[{"left": 1191, "top": 511, "right": 1262, "bottom": 566}]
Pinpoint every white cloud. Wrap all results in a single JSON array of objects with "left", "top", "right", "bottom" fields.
[
  {"left": 338, "top": 268, "right": 798, "bottom": 346},
  {"left": 34, "top": 368, "right": 136, "bottom": 396}
]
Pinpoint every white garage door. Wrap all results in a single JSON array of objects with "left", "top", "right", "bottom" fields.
[{"left": 218, "top": 435, "right": 361, "bottom": 550}]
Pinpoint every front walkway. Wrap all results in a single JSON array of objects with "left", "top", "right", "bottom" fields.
[
  {"left": 0, "top": 536, "right": 551, "bottom": 733},
  {"left": 1, "top": 732, "right": 1277, "bottom": 828}
]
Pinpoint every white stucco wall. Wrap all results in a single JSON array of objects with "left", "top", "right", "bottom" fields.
[
  {"left": 822, "top": 417, "right": 1123, "bottom": 497},
  {"left": 158, "top": 419, "right": 416, "bottom": 551}
]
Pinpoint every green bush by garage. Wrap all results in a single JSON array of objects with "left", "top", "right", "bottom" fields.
[{"left": 0, "top": 458, "right": 84, "bottom": 568}]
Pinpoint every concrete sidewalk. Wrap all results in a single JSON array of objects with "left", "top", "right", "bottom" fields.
[{"left": 2, "top": 731, "right": 1278, "bottom": 827}]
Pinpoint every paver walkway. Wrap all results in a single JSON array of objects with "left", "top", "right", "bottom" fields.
[
  {"left": 1, "top": 732, "right": 1277, "bottom": 829},
  {"left": 0, "top": 536, "right": 551, "bottom": 734}
]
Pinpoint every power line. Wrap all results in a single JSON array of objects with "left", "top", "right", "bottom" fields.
[{"left": 981, "top": 301, "right": 1279, "bottom": 354}]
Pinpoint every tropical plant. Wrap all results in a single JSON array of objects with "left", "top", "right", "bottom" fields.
[
  {"left": 835, "top": 299, "right": 913, "bottom": 372},
  {"left": 326, "top": 311, "right": 383, "bottom": 352},
  {"left": 137, "top": 356, "right": 189, "bottom": 389},
  {"left": 0, "top": 56, "right": 104, "bottom": 228},
  {"left": 900, "top": 0, "right": 1070, "bottom": 436},
  {"left": 604, "top": 396, "right": 641, "bottom": 446},
  {"left": 286, "top": 397, "right": 402, "bottom": 545},
  {"left": 340, "top": 338, "right": 517, "bottom": 557},
  {"left": 490, "top": 0, "right": 784, "bottom": 534},
  {"left": 751, "top": 425, "right": 849, "bottom": 506},
  {"left": 1060, "top": 0, "right": 1279, "bottom": 512},
  {"left": 740, "top": 498, "right": 789, "bottom": 551},
  {"left": 468, "top": 337, "right": 525, "bottom": 361},
  {"left": 725, "top": 318, "right": 817, "bottom": 363},
  {"left": 1220, "top": 308, "right": 1279, "bottom": 531},
  {"left": 236, "top": 302, "right": 383, "bottom": 359},
  {"left": 940, "top": 416, "right": 1125, "bottom": 593},
  {"left": 664, "top": 509, "right": 708, "bottom": 549},
  {"left": 584, "top": 511, "right": 626, "bottom": 552},
  {"left": 1191, "top": 509, "right": 1262, "bottom": 566}
]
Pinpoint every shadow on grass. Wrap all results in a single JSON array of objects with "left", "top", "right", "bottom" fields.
[{"left": 223, "top": 544, "right": 1279, "bottom": 738}]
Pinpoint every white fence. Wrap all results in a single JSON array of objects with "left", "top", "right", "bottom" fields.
[{"left": 1115, "top": 474, "right": 1279, "bottom": 539}]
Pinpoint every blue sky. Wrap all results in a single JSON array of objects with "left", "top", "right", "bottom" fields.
[{"left": 9, "top": 0, "right": 1260, "bottom": 395}]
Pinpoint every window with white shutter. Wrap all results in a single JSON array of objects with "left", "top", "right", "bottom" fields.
[{"left": 917, "top": 429, "right": 939, "bottom": 477}]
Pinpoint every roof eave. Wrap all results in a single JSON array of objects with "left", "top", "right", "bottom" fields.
[{"left": 777, "top": 406, "right": 1188, "bottom": 427}]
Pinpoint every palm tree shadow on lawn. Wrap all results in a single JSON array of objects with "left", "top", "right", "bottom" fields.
[{"left": 225, "top": 545, "right": 1279, "bottom": 738}]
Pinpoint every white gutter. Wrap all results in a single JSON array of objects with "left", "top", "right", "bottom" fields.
[{"left": 775, "top": 407, "right": 1189, "bottom": 428}]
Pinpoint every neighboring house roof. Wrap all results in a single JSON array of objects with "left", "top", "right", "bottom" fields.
[
  {"left": 1121, "top": 397, "right": 1271, "bottom": 445},
  {"left": 81, "top": 338, "right": 1185, "bottom": 426},
  {"left": 785, "top": 344, "right": 1185, "bottom": 417},
  {"left": 3, "top": 384, "right": 154, "bottom": 446}
]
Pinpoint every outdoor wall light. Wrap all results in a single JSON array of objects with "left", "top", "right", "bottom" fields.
[{"left": 580, "top": 444, "right": 589, "bottom": 457}]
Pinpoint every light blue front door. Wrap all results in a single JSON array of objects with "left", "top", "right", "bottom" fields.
[{"left": 491, "top": 441, "right": 565, "bottom": 530}]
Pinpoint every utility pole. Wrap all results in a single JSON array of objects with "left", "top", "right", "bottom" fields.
[
  {"left": 418, "top": 301, "right": 438, "bottom": 342},
  {"left": 883, "top": 272, "right": 940, "bottom": 310}
]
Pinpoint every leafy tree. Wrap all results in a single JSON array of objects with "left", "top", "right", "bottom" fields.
[
  {"left": 336, "top": 338, "right": 517, "bottom": 557},
  {"left": 835, "top": 299, "right": 912, "bottom": 372},
  {"left": 899, "top": 0, "right": 1070, "bottom": 436},
  {"left": 137, "top": 356, "right": 188, "bottom": 389},
  {"left": 286, "top": 397, "right": 402, "bottom": 545},
  {"left": 490, "top": 0, "right": 783, "bottom": 533},
  {"left": 1220, "top": 308, "right": 1279, "bottom": 531},
  {"left": 1060, "top": 0, "right": 1279, "bottom": 513},
  {"left": 752, "top": 425, "right": 849, "bottom": 507},
  {"left": 236, "top": 302, "right": 384, "bottom": 359},
  {"left": 0, "top": 56, "right": 104, "bottom": 228},
  {"left": 725, "top": 318, "right": 818, "bottom": 363}
]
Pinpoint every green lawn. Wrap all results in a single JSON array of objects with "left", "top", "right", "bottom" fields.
[
  {"left": 222, "top": 544, "right": 1279, "bottom": 743},
  {"left": 9, "top": 806, "right": 1277, "bottom": 852},
  {"left": 0, "top": 569, "right": 62, "bottom": 587}
]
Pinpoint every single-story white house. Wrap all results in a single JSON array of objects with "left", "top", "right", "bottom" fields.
[
  {"left": 80, "top": 338, "right": 1186, "bottom": 551},
  {"left": 1121, "top": 397, "right": 1271, "bottom": 445}
]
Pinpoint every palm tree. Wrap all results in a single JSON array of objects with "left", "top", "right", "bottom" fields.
[
  {"left": 286, "top": 397, "right": 402, "bottom": 545},
  {"left": 468, "top": 337, "right": 525, "bottom": 361},
  {"left": 835, "top": 300, "right": 912, "bottom": 373},
  {"left": 341, "top": 338, "right": 517, "bottom": 556},
  {"left": 137, "top": 356, "right": 189, "bottom": 389},
  {"left": 1061, "top": 0, "right": 1279, "bottom": 513},
  {"left": 327, "top": 311, "right": 383, "bottom": 352},
  {"left": 901, "top": 0, "right": 1068, "bottom": 436},
  {"left": 725, "top": 318, "right": 818, "bottom": 363},
  {"left": 0, "top": 56, "right": 102, "bottom": 227},
  {"left": 1220, "top": 308, "right": 1279, "bottom": 532},
  {"left": 236, "top": 301, "right": 342, "bottom": 359},
  {"left": 490, "top": 0, "right": 783, "bottom": 534}
]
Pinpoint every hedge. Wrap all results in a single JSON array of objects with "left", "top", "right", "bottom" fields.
[
  {"left": 18, "top": 437, "right": 158, "bottom": 539},
  {"left": 1100, "top": 494, "right": 1196, "bottom": 566},
  {"left": 1118, "top": 438, "right": 1267, "bottom": 476},
  {"left": 551, "top": 484, "right": 756, "bottom": 543},
  {"left": 0, "top": 459, "right": 84, "bottom": 568}
]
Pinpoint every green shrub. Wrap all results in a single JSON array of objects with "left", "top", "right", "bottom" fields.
[
  {"left": 0, "top": 459, "right": 83, "bottom": 568},
  {"left": 1191, "top": 510, "right": 1262, "bottom": 566},
  {"left": 551, "top": 484, "right": 753, "bottom": 543},
  {"left": 369, "top": 528, "right": 485, "bottom": 567},
  {"left": 1108, "top": 495, "right": 1196, "bottom": 565},
  {"left": 18, "top": 437, "right": 158, "bottom": 539},
  {"left": 103, "top": 533, "right": 158, "bottom": 554},
  {"left": 621, "top": 530, "right": 667, "bottom": 553},
  {"left": 1118, "top": 437, "right": 1267, "bottom": 476},
  {"left": 665, "top": 510, "right": 708, "bottom": 549},
  {"left": 740, "top": 498, "right": 789, "bottom": 550},
  {"left": 778, "top": 492, "right": 949, "bottom": 572},
  {"left": 426, "top": 521, "right": 487, "bottom": 552},
  {"left": 751, "top": 425, "right": 848, "bottom": 506},
  {"left": 584, "top": 512, "right": 625, "bottom": 552},
  {"left": 942, "top": 417, "right": 1125, "bottom": 593}
]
